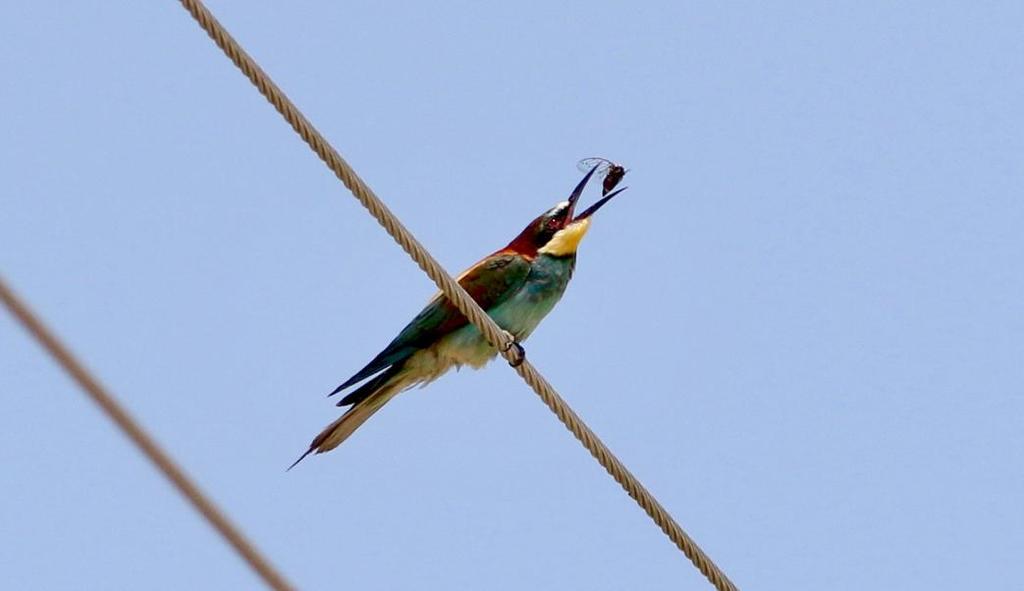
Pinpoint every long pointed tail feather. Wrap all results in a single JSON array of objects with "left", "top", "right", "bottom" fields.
[{"left": 289, "top": 368, "right": 406, "bottom": 470}]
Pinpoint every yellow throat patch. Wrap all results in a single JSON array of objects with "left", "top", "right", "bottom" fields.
[{"left": 538, "top": 218, "right": 591, "bottom": 257}]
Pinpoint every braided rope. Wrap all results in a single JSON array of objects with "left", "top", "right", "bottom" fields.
[
  {"left": 177, "top": 2, "right": 738, "bottom": 589},
  {"left": 0, "top": 278, "right": 296, "bottom": 591}
]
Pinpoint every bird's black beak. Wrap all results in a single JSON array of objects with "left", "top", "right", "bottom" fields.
[
  {"left": 565, "top": 164, "right": 600, "bottom": 221},
  {"left": 573, "top": 187, "right": 627, "bottom": 221},
  {"left": 564, "top": 163, "right": 628, "bottom": 222}
]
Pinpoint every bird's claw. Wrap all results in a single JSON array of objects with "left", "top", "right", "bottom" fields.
[
  {"left": 508, "top": 342, "right": 525, "bottom": 367},
  {"left": 501, "top": 331, "right": 526, "bottom": 367}
]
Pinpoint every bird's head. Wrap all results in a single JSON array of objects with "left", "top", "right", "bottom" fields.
[{"left": 505, "top": 165, "right": 627, "bottom": 258}]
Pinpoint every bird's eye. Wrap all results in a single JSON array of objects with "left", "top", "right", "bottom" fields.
[{"left": 546, "top": 218, "right": 560, "bottom": 230}]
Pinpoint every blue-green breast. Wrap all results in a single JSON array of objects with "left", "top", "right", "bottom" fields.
[
  {"left": 488, "top": 253, "right": 576, "bottom": 340},
  {"left": 444, "top": 253, "right": 576, "bottom": 356}
]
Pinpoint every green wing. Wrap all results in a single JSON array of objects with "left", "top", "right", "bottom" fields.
[{"left": 331, "top": 252, "right": 531, "bottom": 403}]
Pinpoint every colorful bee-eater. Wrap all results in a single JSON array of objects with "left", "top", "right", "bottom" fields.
[{"left": 291, "top": 165, "right": 626, "bottom": 468}]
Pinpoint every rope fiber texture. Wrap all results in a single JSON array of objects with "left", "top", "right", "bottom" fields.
[
  {"left": 0, "top": 278, "right": 296, "bottom": 591},
  {"left": 177, "top": 1, "right": 739, "bottom": 589}
]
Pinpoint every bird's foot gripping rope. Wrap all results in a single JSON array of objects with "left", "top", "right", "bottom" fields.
[{"left": 500, "top": 330, "right": 526, "bottom": 367}]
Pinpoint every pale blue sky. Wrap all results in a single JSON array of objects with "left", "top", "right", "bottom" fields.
[{"left": 2, "top": 2, "right": 1022, "bottom": 590}]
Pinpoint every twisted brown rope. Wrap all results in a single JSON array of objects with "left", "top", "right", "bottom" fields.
[
  {"left": 177, "top": 1, "right": 738, "bottom": 589},
  {"left": 0, "top": 277, "right": 296, "bottom": 591}
]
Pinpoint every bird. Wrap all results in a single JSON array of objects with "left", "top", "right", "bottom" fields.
[{"left": 290, "top": 164, "right": 627, "bottom": 468}]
